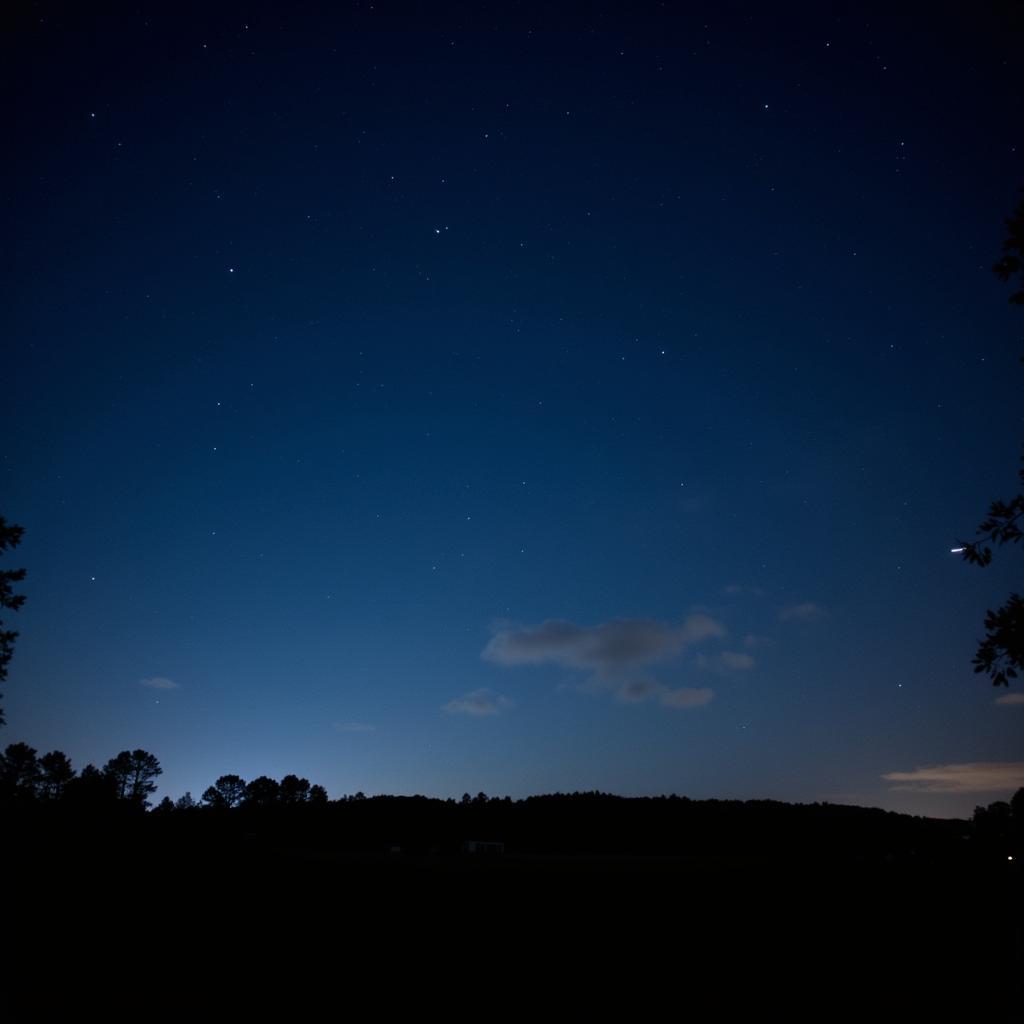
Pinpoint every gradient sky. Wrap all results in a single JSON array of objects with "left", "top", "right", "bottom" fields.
[{"left": 3, "top": 3, "right": 1022, "bottom": 817}]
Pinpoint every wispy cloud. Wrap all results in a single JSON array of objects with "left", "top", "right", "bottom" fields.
[
  {"left": 617, "top": 678, "right": 714, "bottom": 709},
  {"left": 659, "top": 686, "right": 714, "bottom": 709},
  {"left": 882, "top": 762, "right": 1024, "bottom": 794},
  {"left": 694, "top": 650, "right": 757, "bottom": 674},
  {"left": 443, "top": 688, "right": 513, "bottom": 716},
  {"left": 483, "top": 615, "right": 726, "bottom": 709},
  {"left": 140, "top": 676, "right": 179, "bottom": 690},
  {"left": 333, "top": 722, "right": 375, "bottom": 733},
  {"left": 779, "top": 602, "right": 828, "bottom": 623},
  {"left": 724, "top": 584, "right": 763, "bottom": 597},
  {"left": 995, "top": 693, "right": 1024, "bottom": 706},
  {"left": 719, "top": 651, "right": 755, "bottom": 671}
]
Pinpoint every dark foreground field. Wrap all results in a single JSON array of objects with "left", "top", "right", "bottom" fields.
[
  {"left": 3, "top": 793, "right": 1021, "bottom": 1011},
  {"left": 6, "top": 833, "right": 1020, "bottom": 1002}
]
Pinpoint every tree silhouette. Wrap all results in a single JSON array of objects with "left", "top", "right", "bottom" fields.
[
  {"left": 959, "top": 462, "right": 1023, "bottom": 685},
  {"left": 992, "top": 188, "right": 1024, "bottom": 304},
  {"left": 103, "top": 749, "right": 162, "bottom": 808},
  {"left": 244, "top": 775, "right": 280, "bottom": 807},
  {"left": 959, "top": 191, "right": 1024, "bottom": 686},
  {"left": 972, "top": 787, "right": 1024, "bottom": 852},
  {"left": 64, "top": 763, "right": 117, "bottom": 808},
  {"left": 38, "top": 750, "right": 75, "bottom": 800},
  {"left": 200, "top": 785, "right": 225, "bottom": 808},
  {"left": 0, "top": 517, "right": 27, "bottom": 727},
  {"left": 279, "top": 774, "right": 311, "bottom": 804},
  {"left": 0, "top": 741, "right": 40, "bottom": 801},
  {"left": 202, "top": 773, "right": 247, "bottom": 808}
]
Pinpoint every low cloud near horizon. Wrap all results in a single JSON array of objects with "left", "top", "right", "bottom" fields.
[
  {"left": 140, "top": 676, "right": 179, "bottom": 690},
  {"left": 882, "top": 761, "right": 1024, "bottom": 794},
  {"left": 483, "top": 615, "right": 726, "bottom": 709},
  {"left": 995, "top": 693, "right": 1024, "bottom": 706},
  {"left": 443, "top": 688, "right": 514, "bottom": 716}
]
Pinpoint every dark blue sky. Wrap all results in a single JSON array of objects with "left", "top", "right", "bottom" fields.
[{"left": 3, "top": 2, "right": 1022, "bottom": 816}]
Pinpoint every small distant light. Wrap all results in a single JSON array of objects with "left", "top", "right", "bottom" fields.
[
  {"left": 1010, "top": 855, "right": 1015, "bottom": 862},
  {"left": 950, "top": 547, "right": 965, "bottom": 554}
]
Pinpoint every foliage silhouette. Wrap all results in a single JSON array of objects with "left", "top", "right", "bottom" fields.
[
  {"left": 280, "top": 774, "right": 311, "bottom": 803},
  {"left": 244, "top": 775, "right": 281, "bottom": 806},
  {"left": 0, "top": 741, "right": 40, "bottom": 801},
  {"left": 0, "top": 517, "right": 27, "bottom": 727},
  {"left": 973, "top": 787, "right": 1024, "bottom": 854},
  {"left": 103, "top": 749, "right": 162, "bottom": 808},
  {"left": 958, "top": 192, "right": 1024, "bottom": 686},
  {"left": 38, "top": 751, "right": 74, "bottom": 800},
  {"left": 200, "top": 786, "right": 221, "bottom": 808},
  {"left": 64, "top": 763, "right": 117, "bottom": 808},
  {"left": 993, "top": 189, "right": 1024, "bottom": 305},
  {"left": 202, "top": 773, "right": 247, "bottom": 809}
]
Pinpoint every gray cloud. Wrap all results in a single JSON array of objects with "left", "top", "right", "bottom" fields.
[
  {"left": 443, "top": 688, "right": 514, "bottom": 717},
  {"left": 659, "top": 686, "right": 714, "bottom": 709},
  {"left": 616, "top": 678, "right": 714, "bottom": 709},
  {"left": 779, "top": 602, "right": 828, "bottom": 623},
  {"left": 694, "top": 650, "right": 757, "bottom": 674},
  {"left": 995, "top": 693, "right": 1024, "bottom": 706},
  {"left": 484, "top": 615, "right": 727, "bottom": 710},
  {"left": 483, "top": 615, "right": 725, "bottom": 676},
  {"left": 882, "top": 761, "right": 1024, "bottom": 794},
  {"left": 140, "top": 676, "right": 179, "bottom": 690},
  {"left": 720, "top": 651, "right": 755, "bottom": 671},
  {"left": 619, "top": 678, "right": 661, "bottom": 702}
]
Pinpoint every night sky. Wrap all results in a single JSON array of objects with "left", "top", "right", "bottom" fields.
[{"left": 4, "top": 3, "right": 1022, "bottom": 817}]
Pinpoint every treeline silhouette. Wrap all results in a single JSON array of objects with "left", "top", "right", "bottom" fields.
[
  {"left": 3, "top": 740, "right": 1021, "bottom": 865},
  {"left": 4, "top": 740, "right": 1021, "bottom": 991}
]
